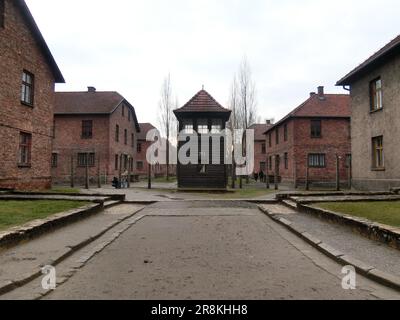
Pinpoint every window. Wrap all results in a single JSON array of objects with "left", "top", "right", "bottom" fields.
[
  {"left": 260, "top": 162, "right": 266, "bottom": 172},
  {"left": 261, "top": 143, "right": 266, "bottom": 154},
  {"left": 284, "top": 124, "right": 288, "bottom": 142},
  {"left": 197, "top": 119, "right": 208, "bottom": 134},
  {"left": 131, "top": 133, "right": 134, "bottom": 147},
  {"left": 311, "top": 120, "right": 321, "bottom": 138},
  {"left": 269, "top": 156, "right": 272, "bottom": 170},
  {"left": 51, "top": 153, "right": 58, "bottom": 168},
  {"left": 268, "top": 133, "right": 272, "bottom": 148},
  {"left": 82, "top": 120, "right": 93, "bottom": 139},
  {"left": 124, "top": 129, "right": 128, "bottom": 145},
  {"left": 372, "top": 136, "right": 384, "bottom": 169},
  {"left": 137, "top": 143, "right": 142, "bottom": 153},
  {"left": 183, "top": 120, "right": 194, "bottom": 134},
  {"left": 284, "top": 153, "right": 288, "bottom": 169},
  {"left": 21, "top": 71, "right": 34, "bottom": 106},
  {"left": 0, "top": 0, "right": 5, "bottom": 28},
  {"left": 123, "top": 154, "right": 128, "bottom": 170},
  {"left": 77, "top": 153, "right": 95, "bottom": 167},
  {"left": 308, "top": 154, "right": 326, "bottom": 168},
  {"left": 115, "top": 154, "right": 119, "bottom": 170},
  {"left": 275, "top": 128, "right": 279, "bottom": 145},
  {"left": 137, "top": 161, "right": 143, "bottom": 170},
  {"left": 370, "top": 78, "right": 383, "bottom": 111},
  {"left": 19, "top": 132, "right": 32, "bottom": 166},
  {"left": 115, "top": 125, "right": 119, "bottom": 142},
  {"left": 211, "top": 119, "right": 222, "bottom": 134}
]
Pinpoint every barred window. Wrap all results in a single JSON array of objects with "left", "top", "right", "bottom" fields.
[
  {"left": 51, "top": 153, "right": 58, "bottom": 168},
  {"left": 197, "top": 119, "right": 208, "bottom": 134},
  {"left": 77, "top": 153, "right": 95, "bottom": 167},
  {"left": 211, "top": 119, "right": 222, "bottom": 134},
  {"left": 308, "top": 154, "right": 326, "bottom": 168}
]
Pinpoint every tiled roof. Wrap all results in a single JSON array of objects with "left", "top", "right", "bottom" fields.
[
  {"left": 54, "top": 91, "right": 140, "bottom": 131},
  {"left": 265, "top": 93, "right": 350, "bottom": 134},
  {"left": 15, "top": 0, "right": 64, "bottom": 83},
  {"left": 337, "top": 35, "right": 400, "bottom": 85},
  {"left": 55, "top": 91, "right": 124, "bottom": 114},
  {"left": 174, "top": 90, "right": 231, "bottom": 114},
  {"left": 138, "top": 123, "right": 156, "bottom": 140},
  {"left": 249, "top": 123, "right": 273, "bottom": 141}
]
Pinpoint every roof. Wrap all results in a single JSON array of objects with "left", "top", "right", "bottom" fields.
[
  {"left": 264, "top": 93, "right": 351, "bottom": 134},
  {"left": 174, "top": 90, "right": 231, "bottom": 115},
  {"left": 54, "top": 91, "right": 140, "bottom": 132},
  {"left": 249, "top": 123, "right": 273, "bottom": 141},
  {"left": 138, "top": 123, "right": 156, "bottom": 140},
  {"left": 337, "top": 35, "right": 400, "bottom": 86},
  {"left": 15, "top": 0, "right": 64, "bottom": 83}
]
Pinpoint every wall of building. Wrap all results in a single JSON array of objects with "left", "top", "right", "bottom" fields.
[
  {"left": 253, "top": 140, "right": 267, "bottom": 174},
  {"left": 350, "top": 55, "right": 400, "bottom": 190},
  {"left": 0, "top": 0, "right": 55, "bottom": 190}
]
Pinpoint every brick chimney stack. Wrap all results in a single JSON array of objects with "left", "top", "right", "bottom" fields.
[
  {"left": 88, "top": 86, "right": 96, "bottom": 93},
  {"left": 317, "top": 86, "right": 325, "bottom": 100}
]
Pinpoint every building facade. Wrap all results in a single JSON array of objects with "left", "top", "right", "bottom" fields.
[
  {"left": 249, "top": 122, "right": 272, "bottom": 175},
  {"left": 52, "top": 89, "right": 140, "bottom": 185},
  {"left": 174, "top": 89, "right": 231, "bottom": 190},
  {"left": 136, "top": 123, "right": 177, "bottom": 178},
  {"left": 265, "top": 87, "right": 351, "bottom": 188},
  {"left": 337, "top": 35, "right": 400, "bottom": 191},
  {"left": 0, "top": 0, "right": 64, "bottom": 190}
]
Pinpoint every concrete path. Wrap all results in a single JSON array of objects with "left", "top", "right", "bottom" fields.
[
  {"left": 2, "top": 200, "right": 398, "bottom": 300},
  {"left": 261, "top": 203, "right": 400, "bottom": 278},
  {"left": 0, "top": 203, "right": 144, "bottom": 295}
]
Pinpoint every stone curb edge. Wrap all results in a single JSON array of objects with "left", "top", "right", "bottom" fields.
[
  {"left": 297, "top": 203, "right": 400, "bottom": 251},
  {"left": 0, "top": 205, "right": 147, "bottom": 297},
  {"left": 258, "top": 205, "right": 400, "bottom": 292}
]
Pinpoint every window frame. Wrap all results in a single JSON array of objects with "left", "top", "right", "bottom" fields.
[
  {"left": 77, "top": 153, "right": 95, "bottom": 167},
  {"left": 137, "top": 161, "right": 144, "bottom": 170},
  {"left": 21, "top": 70, "right": 35, "bottom": 107},
  {"left": 310, "top": 119, "right": 322, "bottom": 139},
  {"left": 115, "top": 125, "right": 119, "bottom": 142},
  {"left": 308, "top": 153, "right": 326, "bottom": 168},
  {"left": 0, "top": 0, "right": 5, "bottom": 28},
  {"left": 370, "top": 77, "right": 383, "bottom": 112},
  {"left": 81, "top": 120, "right": 93, "bottom": 139},
  {"left": 261, "top": 143, "right": 266, "bottom": 155},
  {"left": 284, "top": 152, "right": 288, "bottom": 169},
  {"left": 372, "top": 136, "right": 384, "bottom": 170},
  {"left": 137, "top": 143, "right": 142, "bottom": 153},
  {"left": 18, "top": 132, "right": 32, "bottom": 167},
  {"left": 51, "top": 153, "right": 58, "bottom": 168}
]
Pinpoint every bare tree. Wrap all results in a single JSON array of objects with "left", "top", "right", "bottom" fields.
[
  {"left": 158, "top": 74, "right": 176, "bottom": 181},
  {"left": 237, "top": 56, "right": 258, "bottom": 129}
]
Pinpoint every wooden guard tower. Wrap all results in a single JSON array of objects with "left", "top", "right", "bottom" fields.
[{"left": 174, "top": 89, "right": 231, "bottom": 190}]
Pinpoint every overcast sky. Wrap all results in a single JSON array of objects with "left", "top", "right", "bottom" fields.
[{"left": 26, "top": 0, "right": 400, "bottom": 126}]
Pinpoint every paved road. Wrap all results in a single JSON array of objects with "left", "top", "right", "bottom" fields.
[{"left": 39, "top": 201, "right": 398, "bottom": 300}]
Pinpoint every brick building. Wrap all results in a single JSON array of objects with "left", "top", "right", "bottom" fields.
[
  {"left": 52, "top": 88, "right": 140, "bottom": 185},
  {"left": 0, "top": 0, "right": 64, "bottom": 190},
  {"left": 249, "top": 122, "right": 272, "bottom": 175},
  {"left": 337, "top": 35, "right": 400, "bottom": 191},
  {"left": 264, "top": 87, "right": 351, "bottom": 188},
  {"left": 136, "top": 123, "right": 176, "bottom": 178}
]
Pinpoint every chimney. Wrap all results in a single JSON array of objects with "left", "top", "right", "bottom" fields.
[
  {"left": 317, "top": 86, "right": 325, "bottom": 100},
  {"left": 266, "top": 119, "right": 274, "bottom": 125},
  {"left": 310, "top": 92, "right": 316, "bottom": 97},
  {"left": 88, "top": 86, "right": 96, "bottom": 93}
]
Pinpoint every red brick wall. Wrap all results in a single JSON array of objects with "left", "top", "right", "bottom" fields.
[
  {"left": 0, "top": 0, "right": 56, "bottom": 190},
  {"left": 266, "top": 118, "right": 351, "bottom": 186},
  {"left": 52, "top": 103, "right": 138, "bottom": 185},
  {"left": 253, "top": 140, "right": 267, "bottom": 174}
]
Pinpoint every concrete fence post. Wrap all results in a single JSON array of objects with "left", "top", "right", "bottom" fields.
[
  {"left": 274, "top": 156, "right": 279, "bottom": 190},
  {"left": 85, "top": 154, "right": 89, "bottom": 190},
  {"left": 305, "top": 156, "right": 309, "bottom": 191},
  {"left": 148, "top": 163, "right": 152, "bottom": 189},
  {"left": 336, "top": 154, "right": 340, "bottom": 191},
  {"left": 70, "top": 155, "right": 75, "bottom": 188},
  {"left": 97, "top": 155, "right": 101, "bottom": 189}
]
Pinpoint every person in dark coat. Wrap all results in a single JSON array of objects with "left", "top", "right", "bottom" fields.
[
  {"left": 259, "top": 170, "right": 265, "bottom": 183},
  {"left": 254, "top": 172, "right": 259, "bottom": 182}
]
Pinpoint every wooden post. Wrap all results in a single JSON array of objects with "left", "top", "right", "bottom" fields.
[
  {"left": 336, "top": 154, "right": 340, "bottom": 191},
  {"left": 148, "top": 163, "right": 152, "bottom": 189},
  {"left": 85, "top": 154, "right": 89, "bottom": 190},
  {"left": 294, "top": 161, "right": 298, "bottom": 189},
  {"left": 265, "top": 158, "right": 270, "bottom": 189},
  {"left": 305, "top": 157, "right": 309, "bottom": 191},
  {"left": 274, "top": 156, "right": 279, "bottom": 190},
  {"left": 70, "top": 155, "right": 75, "bottom": 188},
  {"left": 231, "top": 163, "right": 236, "bottom": 189},
  {"left": 97, "top": 155, "right": 101, "bottom": 188},
  {"left": 239, "top": 176, "right": 243, "bottom": 189}
]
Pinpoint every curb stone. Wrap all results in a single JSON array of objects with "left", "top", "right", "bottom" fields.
[{"left": 258, "top": 205, "right": 400, "bottom": 292}]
